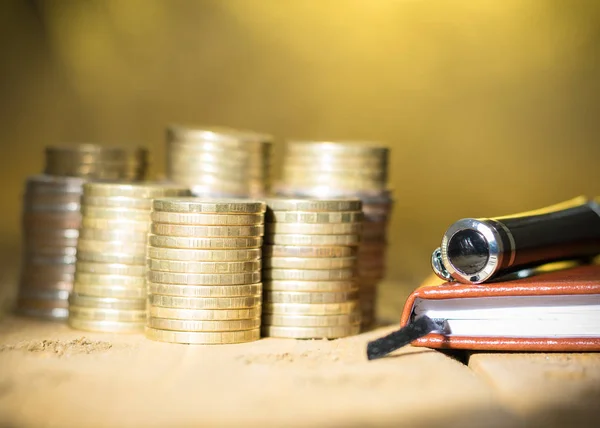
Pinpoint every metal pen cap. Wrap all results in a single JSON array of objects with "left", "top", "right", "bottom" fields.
[{"left": 432, "top": 197, "right": 600, "bottom": 284}]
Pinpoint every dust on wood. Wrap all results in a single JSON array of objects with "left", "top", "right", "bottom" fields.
[{"left": 0, "top": 337, "right": 112, "bottom": 356}]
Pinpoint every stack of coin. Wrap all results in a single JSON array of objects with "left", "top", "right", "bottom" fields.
[
  {"left": 275, "top": 142, "right": 393, "bottom": 329},
  {"left": 69, "top": 182, "right": 190, "bottom": 333},
  {"left": 17, "top": 175, "right": 85, "bottom": 320},
  {"left": 45, "top": 144, "right": 148, "bottom": 181},
  {"left": 262, "top": 198, "right": 363, "bottom": 339},
  {"left": 166, "top": 125, "right": 272, "bottom": 198},
  {"left": 145, "top": 198, "right": 265, "bottom": 344}
]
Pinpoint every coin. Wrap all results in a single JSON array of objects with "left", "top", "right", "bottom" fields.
[
  {"left": 263, "top": 313, "right": 361, "bottom": 327},
  {"left": 148, "top": 235, "right": 263, "bottom": 249},
  {"left": 69, "top": 293, "right": 146, "bottom": 310},
  {"left": 264, "top": 198, "right": 361, "bottom": 212},
  {"left": 81, "top": 195, "right": 154, "bottom": 210},
  {"left": 144, "top": 326, "right": 260, "bottom": 344},
  {"left": 263, "top": 268, "right": 355, "bottom": 281},
  {"left": 265, "top": 234, "right": 360, "bottom": 246},
  {"left": 148, "top": 294, "right": 262, "bottom": 309},
  {"left": 75, "top": 272, "right": 146, "bottom": 287},
  {"left": 262, "top": 324, "right": 360, "bottom": 339},
  {"left": 286, "top": 141, "right": 388, "bottom": 156},
  {"left": 264, "top": 290, "right": 358, "bottom": 304},
  {"left": 76, "top": 261, "right": 146, "bottom": 276},
  {"left": 147, "top": 282, "right": 261, "bottom": 298},
  {"left": 263, "top": 280, "right": 357, "bottom": 293},
  {"left": 150, "top": 211, "right": 264, "bottom": 226},
  {"left": 148, "top": 270, "right": 261, "bottom": 286},
  {"left": 153, "top": 198, "right": 266, "bottom": 214},
  {"left": 81, "top": 206, "right": 150, "bottom": 221},
  {"left": 69, "top": 306, "right": 147, "bottom": 322},
  {"left": 148, "top": 305, "right": 262, "bottom": 321},
  {"left": 23, "top": 213, "right": 81, "bottom": 229},
  {"left": 264, "top": 257, "right": 356, "bottom": 270},
  {"left": 265, "top": 222, "right": 361, "bottom": 235},
  {"left": 18, "top": 288, "right": 70, "bottom": 300},
  {"left": 24, "top": 202, "right": 81, "bottom": 213},
  {"left": 83, "top": 182, "right": 190, "bottom": 198},
  {"left": 17, "top": 298, "right": 69, "bottom": 310},
  {"left": 77, "top": 239, "right": 146, "bottom": 255},
  {"left": 78, "top": 228, "right": 149, "bottom": 243},
  {"left": 147, "top": 317, "right": 261, "bottom": 332},
  {"left": 266, "top": 210, "right": 363, "bottom": 224},
  {"left": 81, "top": 217, "right": 150, "bottom": 231},
  {"left": 263, "top": 301, "right": 358, "bottom": 315},
  {"left": 151, "top": 224, "right": 264, "bottom": 238},
  {"left": 69, "top": 318, "right": 144, "bottom": 333},
  {"left": 147, "top": 246, "right": 261, "bottom": 262},
  {"left": 17, "top": 307, "right": 69, "bottom": 321},
  {"left": 147, "top": 259, "right": 261, "bottom": 274},
  {"left": 73, "top": 283, "right": 146, "bottom": 299},
  {"left": 76, "top": 250, "right": 146, "bottom": 265},
  {"left": 263, "top": 245, "right": 356, "bottom": 258}
]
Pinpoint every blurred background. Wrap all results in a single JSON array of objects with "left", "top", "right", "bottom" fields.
[{"left": 0, "top": 0, "right": 599, "bottom": 308}]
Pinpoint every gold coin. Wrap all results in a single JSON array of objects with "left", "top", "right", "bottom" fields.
[
  {"left": 76, "top": 261, "right": 146, "bottom": 276},
  {"left": 265, "top": 222, "right": 361, "bottom": 235},
  {"left": 147, "top": 282, "right": 261, "bottom": 298},
  {"left": 267, "top": 257, "right": 357, "bottom": 270},
  {"left": 76, "top": 250, "right": 146, "bottom": 265},
  {"left": 144, "top": 326, "right": 260, "bottom": 344},
  {"left": 263, "top": 280, "right": 356, "bottom": 293},
  {"left": 26, "top": 174, "right": 85, "bottom": 193},
  {"left": 81, "top": 206, "right": 150, "bottom": 221},
  {"left": 69, "top": 305, "right": 146, "bottom": 322},
  {"left": 17, "top": 306, "right": 69, "bottom": 321},
  {"left": 262, "top": 324, "right": 360, "bottom": 339},
  {"left": 147, "top": 246, "right": 261, "bottom": 262},
  {"left": 286, "top": 141, "right": 388, "bottom": 156},
  {"left": 24, "top": 201, "right": 81, "bottom": 213},
  {"left": 69, "top": 317, "right": 144, "bottom": 333},
  {"left": 263, "top": 268, "right": 355, "bottom": 281},
  {"left": 148, "top": 294, "right": 262, "bottom": 310},
  {"left": 17, "top": 298, "right": 69, "bottom": 310},
  {"left": 263, "top": 245, "right": 356, "bottom": 258},
  {"left": 82, "top": 217, "right": 150, "bottom": 231},
  {"left": 69, "top": 292, "right": 146, "bottom": 310},
  {"left": 147, "top": 259, "right": 261, "bottom": 274},
  {"left": 265, "top": 234, "right": 360, "bottom": 246},
  {"left": 266, "top": 210, "right": 363, "bottom": 224},
  {"left": 81, "top": 195, "right": 153, "bottom": 210},
  {"left": 151, "top": 223, "right": 264, "bottom": 238},
  {"left": 23, "top": 212, "right": 81, "bottom": 229},
  {"left": 263, "top": 313, "right": 361, "bottom": 328},
  {"left": 148, "top": 270, "right": 261, "bottom": 286},
  {"left": 18, "top": 288, "right": 69, "bottom": 301},
  {"left": 264, "top": 198, "right": 361, "bottom": 212},
  {"left": 153, "top": 198, "right": 266, "bottom": 214},
  {"left": 147, "top": 317, "right": 260, "bottom": 332},
  {"left": 150, "top": 211, "right": 264, "bottom": 226},
  {"left": 264, "top": 290, "right": 358, "bottom": 304},
  {"left": 78, "top": 227, "right": 148, "bottom": 243},
  {"left": 73, "top": 283, "right": 147, "bottom": 299},
  {"left": 148, "top": 234, "right": 262, "bottom": 249},
  {"left": 148, "top": 305, "right": 261, "bottom": 321},
  {"left": 83, "top": 182, "right": 190, "bottom": 198},
  {"left": 77, "top": 239, "right": 147, "bottom": 255},
  {"left": 280, "top": 175, "right": 384, "bottom": 190},
  {"left": 263, "top": 301, "right": 358, "bottom": 315}
]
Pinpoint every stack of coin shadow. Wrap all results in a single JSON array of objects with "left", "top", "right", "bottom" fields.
[
  {"left": 262, "top": 198, "right": 363, "bottom": 339},
  {"left": 45, "top": 144, "right": 148, "bottom": 181},
  {"left": 166, "top": 125, "right": 272, "bottom": 198},
  {"left": 18, "top": 175, "right": 85, "bottom": 320},
  {"left": 275, "top": 142, "right": 393, "bottom": 329},
  {"left": 145, "top": 198, "right": 265, "bottom": 344},
  {"left": 68, "top": 183, "right": 190, "bottom": 333}
]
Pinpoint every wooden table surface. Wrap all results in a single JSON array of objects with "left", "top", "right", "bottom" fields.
[{"left": 0, "top": 313, "right": 598, "bottom": 428}]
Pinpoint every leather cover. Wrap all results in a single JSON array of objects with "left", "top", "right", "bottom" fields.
[{"left": 400, "top": 264, "right": 600, "bottom": 351}]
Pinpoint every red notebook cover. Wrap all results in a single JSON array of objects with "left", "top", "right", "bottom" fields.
[{"left": 400, "top": 264, "right": 600, "bottom": 351}]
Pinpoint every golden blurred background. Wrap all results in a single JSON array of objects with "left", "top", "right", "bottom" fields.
[{"left": 0, "top": 0, "right": 599, "bottom": 302}]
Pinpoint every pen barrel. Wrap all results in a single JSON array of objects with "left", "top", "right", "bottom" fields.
[{"left": 490, "top": 198, "right": 600, "bottom": 270}]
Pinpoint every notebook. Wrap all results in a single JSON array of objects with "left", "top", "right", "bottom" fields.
[{"left": 399, "top": 264, "right": 600, "bottom": 351}]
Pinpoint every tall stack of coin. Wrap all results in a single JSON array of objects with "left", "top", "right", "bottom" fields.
[
  {"left": 262, "top": 198, "right": 363, "bottom": 339},
  {"left": 18, "top": 175, "right": 85, "bottom": 320},
  {"left": 145, "top": 198, "right": 265, "bottom": 344},
  {"left": 45, "top": 144, "right": 148, "bottom": 181},
  {"left": 275, "top": 142, "right": 392, "bottom": 329},
  {"left": 68, "top": 183, "right": 190, "bottom": 333},
  {"left": 166, "top": 125, "right": 272, "bottom": 198}
]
